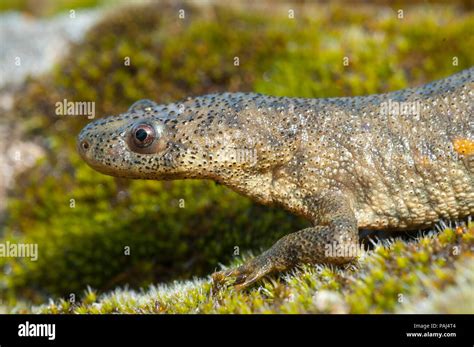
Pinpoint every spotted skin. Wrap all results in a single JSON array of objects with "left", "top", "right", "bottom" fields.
[{"left": 78, "top": 68, "right": 474, "bottom": 289}]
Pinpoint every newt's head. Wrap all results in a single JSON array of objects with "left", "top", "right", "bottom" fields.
[
  {"left": 78, "top": 99, "right": 191, "bottom": 179},
  {"left": 77, "top": 95, "right": 288, "bottom": 181}
]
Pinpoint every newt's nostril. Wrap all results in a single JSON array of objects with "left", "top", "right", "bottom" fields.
[{"left": 81, "top": 140, "right": 90, "bottom": 151}]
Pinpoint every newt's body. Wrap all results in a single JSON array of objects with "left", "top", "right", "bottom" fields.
[{"left": 78, "top": 68, "right": 474, "bottom": 289}]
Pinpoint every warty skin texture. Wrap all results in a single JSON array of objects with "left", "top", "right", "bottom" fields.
[{"left": 78, "top": 68, "right": 474, "bottom": 289}]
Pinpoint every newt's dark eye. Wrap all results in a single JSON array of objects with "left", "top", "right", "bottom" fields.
[
  {"left": 132, "top": 124, "right": 155, "bottom": 147},
  {"left": 136, "top": 129, "right": 147, "bottom": 141}
]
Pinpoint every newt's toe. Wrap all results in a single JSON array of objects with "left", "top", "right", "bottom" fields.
[{"left": 212, "top": 256, "right": 275, "bottom": 290}]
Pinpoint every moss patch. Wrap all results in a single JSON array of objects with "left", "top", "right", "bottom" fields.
[{"left": 28, "top": 221, "right": 474, "bottom": 314}]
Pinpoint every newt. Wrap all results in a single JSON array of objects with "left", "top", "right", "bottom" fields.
[{"left": 77, "top": 68, "right": 474, "bottom": 289}]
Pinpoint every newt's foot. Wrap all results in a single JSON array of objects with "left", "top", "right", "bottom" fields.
[
  {"left": 212, "top": 253, "right": 279, "bottom": 290},
  {"left": 212, "top": 194, "right": 359, "bottom": 290}
]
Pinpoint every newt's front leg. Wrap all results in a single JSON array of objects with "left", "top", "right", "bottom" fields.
[{"left": 212, "top": 191, "right": 359, "bottom": 290}]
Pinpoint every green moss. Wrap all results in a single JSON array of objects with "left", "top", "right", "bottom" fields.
[
  {"left": 1, "top": 154, "right": 306, "bottom": 301},
  {"left": 27, "top": 223, "right": 474, "bottom": 314}
]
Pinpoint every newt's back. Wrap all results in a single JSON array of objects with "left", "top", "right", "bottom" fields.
[{"left": 272, "top": 68, "right": 474, "bottom": 230}]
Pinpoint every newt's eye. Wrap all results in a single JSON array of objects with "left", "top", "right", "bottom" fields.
[{"left": 132, "top": 123, "right": 155, "bottom": 147}]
